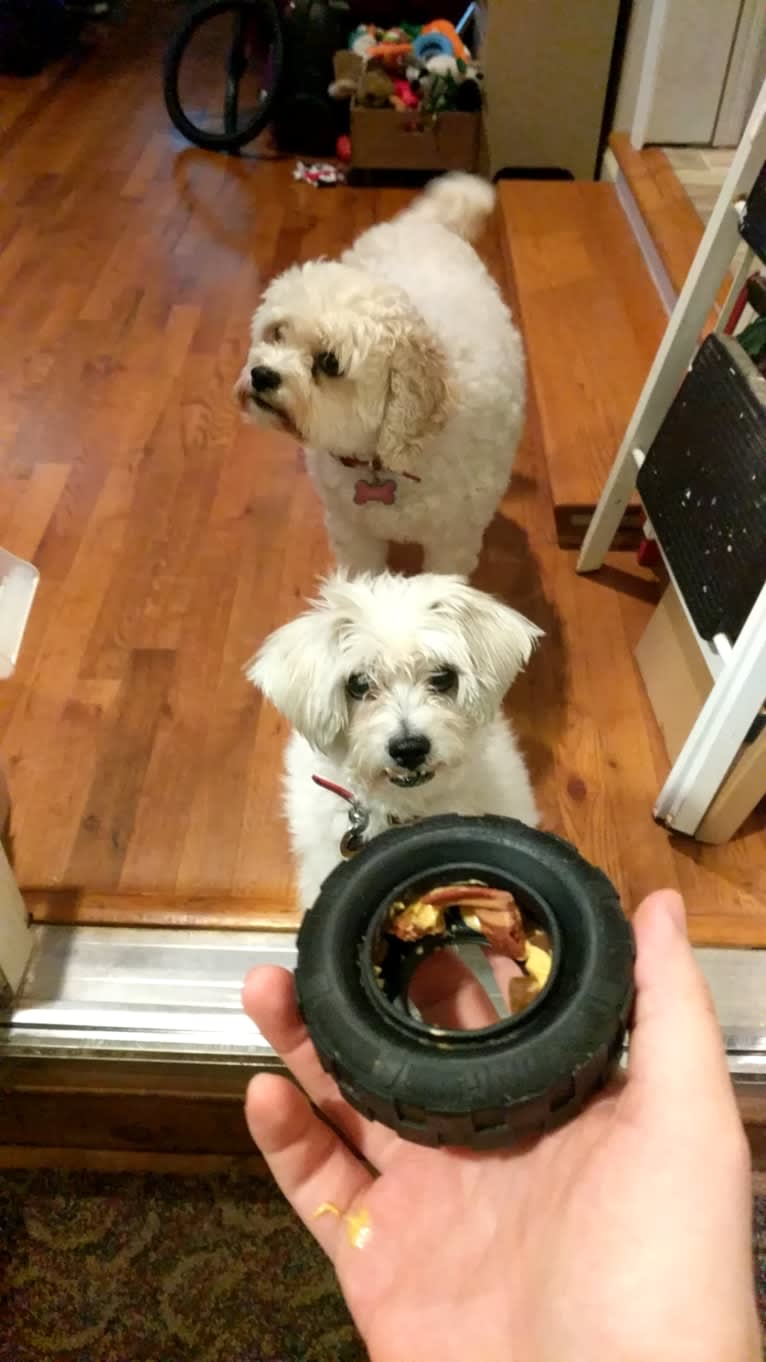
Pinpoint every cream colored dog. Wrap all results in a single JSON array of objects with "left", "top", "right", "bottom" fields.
[
  {"left": 236, "top": 174, "right": 525, "bottom": 577},
  {"left": 248, "top": 571, "right": 541, "bottom": 910}
]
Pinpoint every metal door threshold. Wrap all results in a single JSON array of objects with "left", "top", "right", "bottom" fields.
[
  {"left": 1, "top": 926, "right": 765, "bottom": 1089},
  {"left": 0, "top": 924, "right": 294, "bottom": 1066}
]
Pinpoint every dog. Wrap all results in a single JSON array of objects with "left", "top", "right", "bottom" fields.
[
  {"left": 236, "top": 173, "right": 525, "bottom": 578},
  {"left": 247, "top": 571, "right": 541, "bottom": 910}
]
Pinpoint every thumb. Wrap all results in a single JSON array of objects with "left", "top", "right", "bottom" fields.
[{"left": 627, "top": 890, "right": 737, "bottom": 1121}]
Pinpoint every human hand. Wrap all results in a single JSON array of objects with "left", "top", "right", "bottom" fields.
[{"left": 243, "top": 892, "right": 761, "bottom": 1362}]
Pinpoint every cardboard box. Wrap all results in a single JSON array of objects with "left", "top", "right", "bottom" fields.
[
  {"left": 351, "top": 105, "right": 480, "bottom": 172},
  {"left": 634, "top": 583, "right": 766, "bottom": 844},
  {"left": 477, "top": 0, "right": 620, "bottom": 179}
]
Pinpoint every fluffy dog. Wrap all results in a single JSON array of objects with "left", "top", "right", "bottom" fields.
[
  {"left": 236, "top": 173, "right": 525, "bottom": 577},
  {"left": 247, "top": 571, "right": 541, "bottom": 910}
]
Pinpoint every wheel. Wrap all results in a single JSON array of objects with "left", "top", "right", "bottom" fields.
[
  {"left": 295, "top": 815, "right": 635, "bottom": 1150},
  {"left": 163, "top": 0, "right": 283, "bottom": 153}
]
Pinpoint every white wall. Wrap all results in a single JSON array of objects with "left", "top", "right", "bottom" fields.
[
  {"left": 613, "top": 0, "right": 754, "bottom": 147},
  {"left": 480, "top": 0, "right": 621, "bottom": 178}
]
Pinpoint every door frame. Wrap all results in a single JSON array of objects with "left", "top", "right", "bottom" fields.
[
  {"left": 714, "top": 0, "right": 766, "bottom": 146},
  {"left": 616, "top": 0, "right": 761, "bottom": 148}
]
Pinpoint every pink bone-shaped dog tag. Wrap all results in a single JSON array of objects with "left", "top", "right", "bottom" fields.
[{"left": 353, "top": 478, "right": 397, "bottom": 506}]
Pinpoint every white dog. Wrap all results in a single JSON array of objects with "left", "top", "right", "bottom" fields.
[
  {"left": 236, "top": 173, "right": 525, "bottom": 577},
  {"left": 247, "top": 571, "right": 541, "bottom": 910}
]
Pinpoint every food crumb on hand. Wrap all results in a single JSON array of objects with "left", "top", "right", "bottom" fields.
[
  {"left": 344, "top": 1205, "right": 372, "bottom": 1248},
  {"left": 312, "top": 1201, "right": 341, "bottom": 1220},
  {"left": 312, "top": 1202, "right": 372, "bottom": 1248}
]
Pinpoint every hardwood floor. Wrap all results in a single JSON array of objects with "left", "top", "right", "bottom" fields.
[
  {"left": 497, "top": 179, "right": 654, "bottom": 547},
  {"left": 609, "top": 133, "right": 731, "bottom": 323},
  {"left": 0, "top": 3, "right": 764, "bottom": 941}
]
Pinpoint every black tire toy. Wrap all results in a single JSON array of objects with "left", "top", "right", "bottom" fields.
[
  {"left": 163, "top": 0, "right": 283, "bottom": 152},
  {"left": 295, "top": 815, "right": 635, "bottom": 1150}
]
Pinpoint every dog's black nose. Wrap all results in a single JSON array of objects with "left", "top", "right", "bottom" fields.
[
  {"left": 388, "top": 734, "right": 431, "bottom": 770},
  {"left": 250, "top": 365, "right": 281, "bottom": 393}
]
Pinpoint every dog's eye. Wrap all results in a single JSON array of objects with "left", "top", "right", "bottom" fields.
[
  {"left": 313, "top": 350, "right": 341, "bottom": 378},
  {"left": 268, "top": 323, "right": 284, "bottom": 343},
  {"left": 346, "top": 673, "right": 371, "bottom": 700},
  {"left": 429, "top": 668, "right": 457, "bottom": 693}
]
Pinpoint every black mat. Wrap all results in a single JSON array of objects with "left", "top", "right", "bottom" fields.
[
  {"left": 741, "top": 161, "right": 766, "bottom": 265},
  {"left": 637, "top": 333, "right": 766, "bottom": 641}
]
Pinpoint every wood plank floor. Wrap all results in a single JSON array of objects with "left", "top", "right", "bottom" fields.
[
  {"left": 609, "top": 133, "right": 730, "bottom": 324},
  {"left": 497, "top": 179, "right": 656, "bottom": 547},
  {"left": 1, "top": 2, "right": 764, "bottom": 941},
  {"left": 609, "top": 134, "right": 709, "bottom": 299}
]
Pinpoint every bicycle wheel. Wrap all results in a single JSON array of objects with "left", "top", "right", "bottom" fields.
[{"left": 163, "top": 0, "right": 284, "bottom": 152}]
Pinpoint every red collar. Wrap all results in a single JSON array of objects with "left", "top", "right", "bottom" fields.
[
  {"left": 312, "top": 774, "right": 415, "bottom": 857},
  {"left": 333, "top": 453, "right": 421, "bottom": 484}
]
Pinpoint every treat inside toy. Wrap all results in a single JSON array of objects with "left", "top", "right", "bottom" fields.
[{"left": 367, "top": 874, "right": 555, "bottom": 1032}]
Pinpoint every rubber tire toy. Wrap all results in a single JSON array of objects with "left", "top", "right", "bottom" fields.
[
  {"left": 163, "top": 0, "right": 284, "bottom": 152},
  {"left": 295, "top": 815, "right": 635, "bottom": 1150}
]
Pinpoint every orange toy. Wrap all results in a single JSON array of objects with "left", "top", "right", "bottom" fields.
[
  {"left": 422, "top": 19, "right": 471, "bottom": 62},
  {"left": 366, "top": 40, "right": 412, "bottom": 68}
]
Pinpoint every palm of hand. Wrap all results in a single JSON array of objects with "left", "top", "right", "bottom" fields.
[
  {"left": 333, "top": 1076, "right": 744, "bottom": 1362},
  {"left": 332, "top": 1094, "right": 621, "bottom": 1362},
  {"left": 244, "top": 895, "right": 760, "bottom": 1362}
]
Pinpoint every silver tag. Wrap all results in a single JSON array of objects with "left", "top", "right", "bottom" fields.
[{"left": 340, "top": 799, "right": 369, "bottom": 857}]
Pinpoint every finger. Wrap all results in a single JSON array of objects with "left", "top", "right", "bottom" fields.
[
  {"left": 245, "top": 1072, "right": 373, "bottom": 1259},
  {"left": 243, "top": 966, "right": 400, "bottom": 1169},
  {"left": 409, "top": 946, "right": 499, "bottom": 1028},
  {"left": 483, "top": 948, "right": 524, "bottom": 1010},
  {"left": 628, "top": 890, "right": 739, "bottom": 1123}
]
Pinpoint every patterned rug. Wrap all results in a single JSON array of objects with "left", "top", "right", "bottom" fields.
[
  {"left": 752, "top": 1198, "right": 757, "bottom": 1356},
  {"left": 0, "top": 1167, "right": 763, "bottom": 1360},
  {"left": 0, "top": 1164, "right": 364, "bottom": 1362}
]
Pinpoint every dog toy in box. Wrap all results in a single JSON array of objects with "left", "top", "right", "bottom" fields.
[
  {"left": 357, "top": 63, "right": 396, "bottom": 108},
  {"left": 293, "top": 160, "right": 346, "bottom": 187},
  {"left": 335, "top": 17, "right": 481, "bottom": 110},
  {"left": 413, "top": 19, "right": 471, "bottom": 63},
  {"left": 409, "top": 52, "right": 482, "bottom": 114},
  {"left": 392, "top": 77, "right": 419, "bottom": 111}
]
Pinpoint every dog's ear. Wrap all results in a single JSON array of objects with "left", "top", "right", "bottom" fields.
[
  {"left": 245, "top": 606, "right": 347, "bottom": 752},
  {"left": 377, "top": 311, "right": 452, "bottom": 472},
  {"left": 431, "top": 579, "right": 543, "bottom": 716}
]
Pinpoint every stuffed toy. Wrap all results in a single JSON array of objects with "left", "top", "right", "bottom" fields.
[
  {"left": 454, "top": 62, "right": 482, "bottom": 112},
  {"left": 414, "top": 18, "right": 470, "bottom": 62},
  {"left": 405, "top": 54, "right": 429, "bottom": 91},
  {"left": 418, "top": 53, "right": 482, "bottom": 114},
  {"left": 391, "top": 77, "right": 420, "bottom": 110},
  {"left": 330, "top": 19, "right": 482, "bottom": 115},
  {"left": 367, "top": 24, "right": 412, "bottom": 69},
  {"left": 357, "top": 61, "right": 395, "bottom": 108},
  {"left": 348, "top": 23, "right": 377, "bottom": 59},
  {"left": 329, "top": 48, "right": 365, "bottom": 100}
]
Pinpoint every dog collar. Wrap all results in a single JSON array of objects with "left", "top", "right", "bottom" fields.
[
  {"left": 312, "top": 773, "right": 415, "bottom": 858},
  {"left": 333, "top": 454, "right": 421, "bottom": 483},
  {"left": 331, "top": 452, "right": 419, "bottom": 484},
  {"left": 330, "top": 453, "right": 421, "bottom": 507}
]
